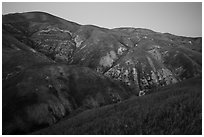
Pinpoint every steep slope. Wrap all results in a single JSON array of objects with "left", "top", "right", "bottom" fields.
[
  {"left": 2, "top": 12, "right": 202, "bottom": 95},
  {"left": 3, "top": 63, "right": 131, "bottom": 134},
  {"left": 32, "top": 77, "right": 202, "bottom": 135}
]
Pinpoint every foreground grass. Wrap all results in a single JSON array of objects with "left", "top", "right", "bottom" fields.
[{"left": 32, "top": 77, "right": 202, "bottom": 135}]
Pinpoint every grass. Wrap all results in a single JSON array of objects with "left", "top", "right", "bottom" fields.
[{"left": 32, "top": 77, "right": 202, "bottom": 135}]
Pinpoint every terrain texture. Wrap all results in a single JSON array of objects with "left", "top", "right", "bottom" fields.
[{"left": 2, "top": 12, "right": 202, "bottom": 135}]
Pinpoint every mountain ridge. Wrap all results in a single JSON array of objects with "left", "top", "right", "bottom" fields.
[{"left": 3, "top": 11, "right": 202, "bottom": 37}]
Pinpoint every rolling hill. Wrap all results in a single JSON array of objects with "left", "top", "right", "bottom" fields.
[{"left": 32, "top": 77, "right": 202, "bottom": 135}]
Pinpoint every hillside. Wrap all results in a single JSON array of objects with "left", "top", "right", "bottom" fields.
[
  {"left": 32, "top": 77, "right": 202, "bottom": 135},
  {"left": 3, "top": 62, "right": 133, "bottom": 134},
  {"left": 3, "top": 12, "right": 202, "bottom": 92},
  {"left": 2, "top": 11, "right": 202, "bottom": 135}
]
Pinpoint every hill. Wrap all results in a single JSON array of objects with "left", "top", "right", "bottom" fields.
[
  {"left": 32, "top": 77, "right": 202, "bottom": 135},
  {"left": 3, "top": 11, "right": 202, "bottom": 93},
  {"left": 2, "top": 11, "right": 202, "bottom": 135}
]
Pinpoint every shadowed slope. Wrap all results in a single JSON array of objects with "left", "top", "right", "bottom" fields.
[
  {"left": 32, "top": 77, "right": 202, "bottom": 135},
  {"left": 3, "top": 64, "right": 131, "bottom": 134}
]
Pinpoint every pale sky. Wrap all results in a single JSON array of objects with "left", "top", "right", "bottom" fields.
[{"left": 2, "top": 2, "right": 202, "bottom": 37}]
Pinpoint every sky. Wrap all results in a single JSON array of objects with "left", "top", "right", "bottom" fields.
[{"left": 2, "top": 2, "right": 202, "bottom": 37}]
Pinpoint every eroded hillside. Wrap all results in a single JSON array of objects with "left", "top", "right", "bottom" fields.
[
  {"left": 2, "top": 11, "right": 202, "bottom": 134},
  {"left": 3, "top": 12, "right": 202, "bottom": 94}
]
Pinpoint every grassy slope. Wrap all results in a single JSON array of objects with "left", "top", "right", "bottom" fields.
[{"left": 32, "top": 77, "right": 202, "bottom": 135}]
